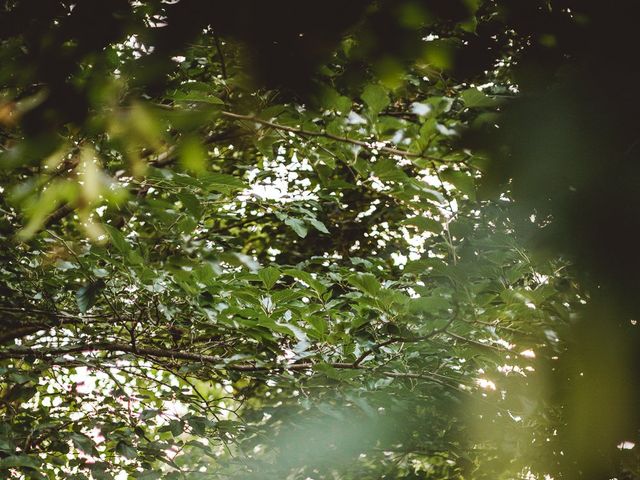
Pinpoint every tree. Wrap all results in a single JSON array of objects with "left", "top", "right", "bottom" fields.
[{"left": 1, "top": 1, "right": 638, "bottom": 479}]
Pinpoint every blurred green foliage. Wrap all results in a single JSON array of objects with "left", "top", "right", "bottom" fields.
[{"left": 1, "top": 1, "right": 639, "bottom": 479}]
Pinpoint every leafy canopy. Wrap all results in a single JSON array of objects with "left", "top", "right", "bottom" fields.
[{"left": 1, "top": 1, "right": 639, "bottom": 480}]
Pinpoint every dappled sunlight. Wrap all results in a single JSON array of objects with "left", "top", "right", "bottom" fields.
[{"left": 2, "top": 1, "right": 639, "bottom": 479}]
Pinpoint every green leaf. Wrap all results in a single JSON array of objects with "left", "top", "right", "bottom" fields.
[
  {"left": 258, "top": 266, "right": 281, "bottom": 290},
  {"left": 177, "top": 192, "right": 203, "bottom": 217},
  {"left": 0, "top": 435, "right": 13, "bottom": 453},
  {"left": 284, "top": 269, "right": 327, "bottom": 295},
  {"left": 188, "top": 416, "right": 207, "bottom": 436},
  {"left": 104, "top": 224, "right": 129, "bottom": 253},
  {"left": 169, "top": 419, "right": 183, "bottom": 437},
  {"left": 348, "top": 273, "right": 381, "bottom": 296},
  {"left": 90, "top": 463, "right": 115, "bottom": 480},
  {"left": 140, "top": 409, "right": 159, "bottom": 421},
  {"left": 284, "top": 217, "right": 308, "bottom": 238},
  {"left": 172, "top": 92, "right": 225, "bottom": 105},
  {"left": 76, "top": 279, "right": 105, "bottom": 314},
  {"left": 116, "top": 441, "right": 137, "bottom": 459},
  {"left": 317, "top": 85, "right": 352, "bottom": 114},
  {"left": 362, "top": 84, "right": 390, "bottom": 115},
  {"left": 307, "top": 217, "right": 330, "bottom": 234},
  {"left": 373, "top": 158, "right": 408, "bottom": 183},
  {"left": 409, "top": 295, "right": 451, "bottom": 313},
  {"left": 201, "top": 172, "right": 245, "bottom": 194},
  {"left": 179, "top": 136, "right": 207, "bottom": 174},
  {"left": 460, "top": 88, "right": 501, "bottom": 108},
  {"left": 2, "top": 384, "right": 37, "bottom": 403},
  {"left": 441, "top": 169, "right": 476, "bottom": 199},
  {"left": 0, "top": 455, "right": 39, "bottom": 469},
  {"left": 136, "top": 472, "right": 161, "bottom": 480},
  {"left": 70, "top": 433, "right": 95, "bottom": 454},
  {"left": 402, "top": 216, "right": 442, "bottom": 233}
]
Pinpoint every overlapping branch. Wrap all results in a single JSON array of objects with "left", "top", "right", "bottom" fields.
[{"left": 220, "top": 111, "right": 451, "bottom": 162}]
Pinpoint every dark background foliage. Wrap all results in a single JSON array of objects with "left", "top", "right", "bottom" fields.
[{"left": 1, "top": 1, "right": 639, "bottom": 479}]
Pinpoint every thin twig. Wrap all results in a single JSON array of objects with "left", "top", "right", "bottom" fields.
[{"left": 220, "top": 111, "right": 452, "bottom": 163}]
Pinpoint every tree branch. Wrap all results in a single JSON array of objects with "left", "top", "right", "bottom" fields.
[
  {"left": 353, "top": 303, "right": 459, "bottom": 367},
  {"left": 0, "top": 342, "right": 473, "bottom": 394},
  {"left": 220, "top": 111, "right": 451, "bottom": 163},
  {"left": 0, "top": 307, "right": 108, "bottom": 344},
  {"left": 0, "top": 342, "right": 357, "bottom": 372},
  {"left": 0, "top": 326, "right": 45, "bottom": 345}
]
